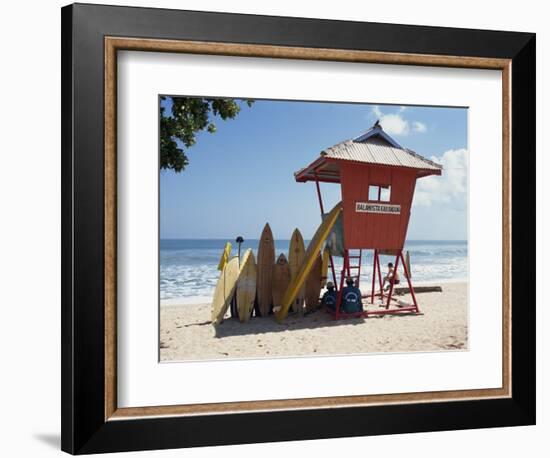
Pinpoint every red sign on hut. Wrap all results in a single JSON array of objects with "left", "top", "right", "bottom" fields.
[{"left": 295, "top": 121, "right": 443, "bottom": 318}]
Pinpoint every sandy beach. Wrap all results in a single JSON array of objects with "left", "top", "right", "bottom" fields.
[{"left": 160, "top": 281, "right": 467, "bottom": 361}]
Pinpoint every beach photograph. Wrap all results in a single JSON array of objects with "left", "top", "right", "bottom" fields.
[{"left": 159, "top": 97, "right": 468, "bottom": 361}]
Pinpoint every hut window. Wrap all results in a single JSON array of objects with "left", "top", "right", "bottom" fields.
[{"left": 368, "top": 185, "right": 391, "bottom": 202}]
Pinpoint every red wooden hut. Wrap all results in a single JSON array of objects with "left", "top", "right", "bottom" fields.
[{"left": 295, "top": 121, "right": 443, "bottom": 318}]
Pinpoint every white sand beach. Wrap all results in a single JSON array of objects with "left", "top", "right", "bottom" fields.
[{"left": 160, "top": 281, "right": 467, "bottom": 361}]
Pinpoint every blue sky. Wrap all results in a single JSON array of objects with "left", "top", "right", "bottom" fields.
[{"left": 160, "top": 98, "right": 467, "bottom": 240}]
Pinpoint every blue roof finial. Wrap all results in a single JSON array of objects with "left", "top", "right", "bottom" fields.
[{"left": 353, "top": 121, "right": 402, "bottom": 149}]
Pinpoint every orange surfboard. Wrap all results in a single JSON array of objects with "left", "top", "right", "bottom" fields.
[
  {"left": 272, "top": 253, "right": 291, "bottom": 313},
  {"left": 288, "top": 228, "right": 306, "bottom": 315},
  {"left": 256, "top": 223, "right": 275, "bottom": 317}
]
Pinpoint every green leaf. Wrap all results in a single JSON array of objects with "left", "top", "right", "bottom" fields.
[{"left": 159, "top": 97, "right": 253, "bottom": 172}]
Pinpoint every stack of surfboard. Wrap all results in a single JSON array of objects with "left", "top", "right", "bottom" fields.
[
  {"left": 275, "top": 202, "right": 342, "bottom": 322},
  {"left": 257, "top": 225, "right": 325, "bottom": 317},
  {"left": 211, "top": 248, "right": 257, "bottom": 325},
  {"left": 211, "top": 223, "right": 275, "bottom": 325},
  {"left": 212, "top": 204, "right": 341, "bottom": 325}
]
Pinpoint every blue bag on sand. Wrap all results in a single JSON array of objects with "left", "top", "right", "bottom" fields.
[
  {"left": 342, "top": 287, "right": 363, "bottom": 313},
  {"left": 321, "top": 290, "right": 338, "bottom": 310}
]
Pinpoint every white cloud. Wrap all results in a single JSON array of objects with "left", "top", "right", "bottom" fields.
[
  {"left": 379, "top": 113, "right": 410, "bottom": 135},
  {"left": 372, "top": 105, "right": 383, "bottom": 118},
  {"left": 412, "top": 121, "right": 427, "bottom": 133},
  {"left": 370, "top": 106, "right": 426, "bottom": 136},
  {"left": 413, "top": 148, "right": 468, "bottom": 207}
]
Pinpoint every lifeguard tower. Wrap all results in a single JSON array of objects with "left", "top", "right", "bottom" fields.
[{"left": 295, "top": 121, "right": 442, "bottom": 318}]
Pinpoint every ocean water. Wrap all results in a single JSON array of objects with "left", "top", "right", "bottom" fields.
[{"left": 160, "top": 239, "right": 467, "bottom": 302}]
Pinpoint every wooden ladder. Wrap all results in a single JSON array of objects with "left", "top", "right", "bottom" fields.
[{"left": 345, "top": 249, "right": 363, "bottom": 287}]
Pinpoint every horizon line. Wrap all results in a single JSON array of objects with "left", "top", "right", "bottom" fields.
[{"left": 160, "top": 237, "right": 467, "bottom": 242}]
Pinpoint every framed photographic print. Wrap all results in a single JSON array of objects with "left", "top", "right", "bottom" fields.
[{"left": 61, "top": 3, "right": 536, "bottom": 454}]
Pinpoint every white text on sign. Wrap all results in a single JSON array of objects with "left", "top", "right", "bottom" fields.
[{"left": 355, "top": 202, "right": 401, "bottom": 215}]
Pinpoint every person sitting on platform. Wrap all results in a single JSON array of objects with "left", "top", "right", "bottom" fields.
[
  {"left": 342, "top": 277, "right": 363, "bottom": 313},
  {"left": 382, "top": 262, "right": 400, "bottom": 291},
  {"left": 321, "top": 281, "right": 337, "bottom": 311}
]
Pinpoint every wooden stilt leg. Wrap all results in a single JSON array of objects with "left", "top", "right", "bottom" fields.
[
  {"left": 356, "top": 249, "right": 362, "bottom": 287},
  {"left": 335, "top": 254, "right": 347, "bottom": 319},
  {"left": 400, "top": 251, "right": 419, "bottom": 313},
  {"left": 371, "top": 249, "right": 377, "bottom": 304},
  {"left": 385, "top": 252, "right": 401, "bottom": 309},
  {"left": 376, "top": 251, "right": 383, "bottom": 298}
]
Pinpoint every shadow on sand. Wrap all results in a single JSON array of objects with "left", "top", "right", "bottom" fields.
[{"left": 212, "top": 309, "right": 367, "bottom": 338}]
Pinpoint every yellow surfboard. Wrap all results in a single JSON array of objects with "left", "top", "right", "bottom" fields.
[
  {"left": 211, "top": 257, "right": 240, "bottom": 325},
  {"left": 236, "top": 249, "right": 257, "bottom": 322},
  {"left": 276, "top": 202, "right": 343, "bottom": 322},
  {"left": 320, "top": 246, "right": 330, "bottom": 288},
  {"left": 272, "top": 253, "right": 291, "bottom": 313},
  {"left": 217, "top": 242, "right": 232, "bottom": 271},
  {"left": 288, "top": 228, "right": 306, "bottom": 315}
]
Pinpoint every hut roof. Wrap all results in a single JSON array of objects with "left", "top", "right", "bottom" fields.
[{"left": 295, "top": 123, "right": 442, "bottom": 183}]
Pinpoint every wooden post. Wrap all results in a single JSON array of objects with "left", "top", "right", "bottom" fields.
[
  {"left": 371, "top": 249, "right": 378, "bottom": 304},
  {"left": 400, "top": 251, "right": 419, "bottom": 312},
  {"left": 334, "top": 254, "right": 348, "bottom": 319},
  {"left": 376, "top": 251, "right": 383, "bottom": 298},
  {"left": 385, "top": 252, "right": 401, "bottom": 309}
]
